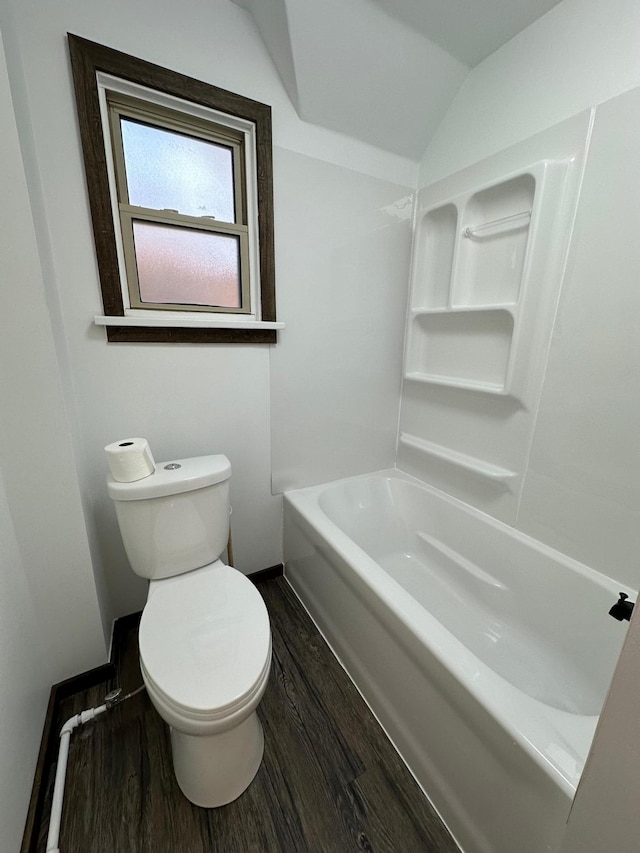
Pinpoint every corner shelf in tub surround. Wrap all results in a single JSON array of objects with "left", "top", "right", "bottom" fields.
[
  {"left": 398, "top": 111, "right": 592, "bottom": 517},
  {"left": 399, "top": 433, "right": 518, "bottom": 489},
  {"left": 405, "top": 168, "right": 544, "bottom": 401}
]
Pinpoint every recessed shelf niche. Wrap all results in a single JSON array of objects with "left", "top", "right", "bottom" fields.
[
  {"left": 454, "top": 173, "right": 535, "bottom": 307},
  {"left": 413, "top": 203, "right": 458, "bottom": 309},
  {"left": 404, "top": 168, "right": 542, "bottom": 399},
  {"left": 406, "top": 308, "right": 514, "bottom": 393}
]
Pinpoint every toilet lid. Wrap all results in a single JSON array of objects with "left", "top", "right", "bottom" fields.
[{"left": 139, "top": 563, "right": 271, "bottom": 716}]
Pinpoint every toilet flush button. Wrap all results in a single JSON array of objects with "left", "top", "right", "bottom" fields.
[{"left": 164, "top": 463, "right": 182, "bottom": 470}]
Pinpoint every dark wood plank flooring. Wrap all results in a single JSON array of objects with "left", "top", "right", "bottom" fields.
[{"left": 36, "top": 577, "right": 459, "bottom": 852}]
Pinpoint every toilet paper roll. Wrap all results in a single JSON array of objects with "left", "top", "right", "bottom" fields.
[{"left": 105, "top": 437, "right": 156, "bottom": 483}]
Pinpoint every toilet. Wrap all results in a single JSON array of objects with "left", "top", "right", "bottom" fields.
[{"left": 107, "top": 454, "right": 271, "bottom": 808}]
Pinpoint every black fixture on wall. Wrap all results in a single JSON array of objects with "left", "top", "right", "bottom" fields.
[{"left": 609, "top": 592, "right": 635, "bottom": 622}]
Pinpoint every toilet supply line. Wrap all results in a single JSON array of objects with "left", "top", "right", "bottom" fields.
[
  {"left": 46, "top": 684, "right": 146, "bottom": 853},
  {"left": 227, "top": 525, "right": 234, "bottom": 567}
]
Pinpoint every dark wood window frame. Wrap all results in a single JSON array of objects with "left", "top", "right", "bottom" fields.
[{"left": 68, "top": 34, "right": 277, "bottom": 344}]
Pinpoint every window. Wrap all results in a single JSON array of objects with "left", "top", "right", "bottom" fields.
[
  {"left": 68, "top": 34, "right": 279, "bottom": 343},
  {"left": 109, "top": 94, "right": 251, "bottom": 314}
]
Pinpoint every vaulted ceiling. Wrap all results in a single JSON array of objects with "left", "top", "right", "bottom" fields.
[{"left": 233, "top": 0, "right": 563, "bottom": 160}]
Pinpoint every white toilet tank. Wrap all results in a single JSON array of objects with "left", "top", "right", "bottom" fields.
[{"left": 107, "top": 454, "right": 231, "bottom": 580}]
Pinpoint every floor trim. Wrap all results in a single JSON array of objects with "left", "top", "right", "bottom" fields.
[
  {"left": 247, "top": 563, "right": 284, "bottom": 583},
  {"left": 20, "top": 662, "right": 115, "bottom": 853}
]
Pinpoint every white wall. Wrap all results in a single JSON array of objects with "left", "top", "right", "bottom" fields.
[
  {"left": 270, "top": 148, "right": 412, "bottom": 492},
  {"left": 420, "top": 0, "right": 640, "bottom": 187},
  {"left": 518, "top": 86, "right": 640, "bottom": 590},
  {"left": 416, "top": 0, "right": 640, "bottom": 588},
  {"left": 0, "top": 0, "right": 415, "bottom": 623},
  {"left": 0, "top": 29, "right": 106, "bottom": 849},
  {"left": 0, "top": 470, "right": 52, "bottom": 853},
  {"left": 560, "top": 603, "right": 640, "bottom": 853}
]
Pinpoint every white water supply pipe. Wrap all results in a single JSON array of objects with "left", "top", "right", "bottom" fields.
[
  {"left": 46, "top": 685, "right": 145, "bottom": 853},
  {"left": 46, "top": 705, "right": 107, "bottom": 853}
]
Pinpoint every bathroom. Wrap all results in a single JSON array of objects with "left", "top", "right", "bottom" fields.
[{"left": 1, "top": 0, "right": 639, "bottom": 850}]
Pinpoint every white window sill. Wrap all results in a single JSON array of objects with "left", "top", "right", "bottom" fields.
[{"left": 94, "top": 315, "right": 284, "bottom": 330}]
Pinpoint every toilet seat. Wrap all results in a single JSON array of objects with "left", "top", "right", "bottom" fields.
[
  {"left": 139, "top": 562, "right": 271, "bottom": 722},
  {"left": 140, "top": 645, "right": 271, "bottom": 726}
]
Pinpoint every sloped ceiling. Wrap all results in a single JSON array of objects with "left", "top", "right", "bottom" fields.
[
  {"left": 370, "top": 0, "right": 563, "bottom": 66},
  {"left": 233, "top": 0, "right": 562, "bottom": 161}
]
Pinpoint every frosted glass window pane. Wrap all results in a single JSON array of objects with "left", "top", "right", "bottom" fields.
[
  {"left": 121, "top": 119, "right": 236, "bottom": 222},
  {"left": 133, "top": 222, "right": 241, "bottom": 308}
]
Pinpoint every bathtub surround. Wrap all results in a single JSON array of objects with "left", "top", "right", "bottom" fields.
[
  {"left": 416, "top": 0, "right": 640, "bottom": 580},
  {"left": 269, "top": 148, "right": 413, "bottom": 494},
  {"left": 415, "top": 39, "right": 640, "bottom": 592},
  {"left": 411, "top": 11, "right": 640, "bottom": 846},
  {"left": 398, "top": 112, "right": 591, "bottom": 525},
  {"left": 513, "top": 87, "right": 640, "bottom": 591}
]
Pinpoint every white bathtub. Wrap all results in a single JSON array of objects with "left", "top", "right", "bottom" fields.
[{"left": 284, "top": 470, "right": 628, "bottom": 853}]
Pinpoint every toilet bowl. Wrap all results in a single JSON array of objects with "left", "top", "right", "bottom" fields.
[{"left": 107, "top": 454, "right": 272, "bottom": 807}]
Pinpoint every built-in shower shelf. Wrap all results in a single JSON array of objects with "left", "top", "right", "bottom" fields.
[
  {"left": 410, "top": 304, "right": 517, "bottom": 316},
  {"left": 405, "top": 307, "right": 514, "bottom": 393},
  {"left": 403, "top": 372, "right": 509, "bottom": 395},
  {"left": 399, "top": 432, "right": 518, "bottom": 487}
]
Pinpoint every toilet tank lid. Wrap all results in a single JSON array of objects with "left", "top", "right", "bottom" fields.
[{"left": 107, "top": 454, "right": 231, "bottom": 501}]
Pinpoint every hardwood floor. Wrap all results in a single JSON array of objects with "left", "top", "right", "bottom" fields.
[{"left": 35, "top": 578, "right": 459, "bottom": 852}]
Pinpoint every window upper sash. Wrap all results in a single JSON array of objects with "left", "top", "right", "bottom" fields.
[{"left": 107, "top": 93, "right": 247, "bottom": 227}]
